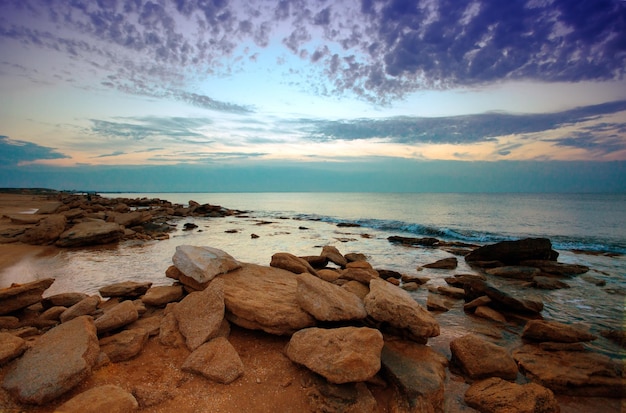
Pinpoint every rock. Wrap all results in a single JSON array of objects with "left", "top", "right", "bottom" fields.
[
  {"left": 388, "top": 236, "right": 440, "bottom": 247},
  {"left": 165, "top": 265, "right": 209, "bottom": 292},
  {"left": 600, "top": 329, "right": 626, "bottom": 348},
  {"left": 379, "top": 269, "right": 403, "bottom": 280},
  {"left": 173, "top": 278, "right": 224, "bottom": 351},
  {"left": 304, "top": 378, "right": 377, "bottom": 413},
  {"left": 1, "top": 316, "right": 100, "bottom": 404},
  {"left": 465, "top": 238, "right": 558, "bottom": 266},
  {"left": 55, "top": 384, "right": 138, "bottom": 413},
  {"left": 42, "top": 292, "right": 89, "bottom": 309},
  {"left": 60, "top": 296, "right": 100, "bottom": 323},
  {"left": 486, "top": 266, "right": 541, "bottom": 280},
  {"left": 159, "top": 311, "right": 185, "bottom": 348},
  {"left": 132, "top": 384, "right": 174, "bottom": 408},
  {"left": 219, "top": 263, "right": 315, "bottom": 335},
  {"left": 321, "top": 245, "right": 348, "bottom": 267},
  {"left": 0, "top": 316, "right": 20, "bottom": 329},
  {"left": 474, "top": 306, "right": 507, "bottom": 322},
  {"left": 300, "top": 255, "right": 329, "bottom": 269},
  {"left": 521, "top": 320, "right": 597, "bottom": 343},
  {"left": 445, "top": 273, "right": 487, "bottom": 287},
  {"left": 0, "top": 278, "right": 55, "bottom": 315},
  {"left": 539, "top": 342, "right": 586, "bottom": 351},
  {"left": 55, "top": 221, "right": 124, "bottom": 247},
  {"left": 7, "top": 214, "right": 44, "bottom": 224},
  {"left": 317, "top": 268, "right": 341, "bottom": 282},
  {"left": 341, "top": 280, "right": 370, "bottom": 299},
  {"left": 270, "top": 252, "right": 318, "bottom": 275},
  {"left": 296, "top": 273, "right": 367, "bottom": 321},
  {"left": 285, "top": 327, "right": 383, "bottom": 384},
  {"left": 99, "top": 329, "right": 149, "bottom": 362},
  {"left": 520, "top": 260, "right": 589, "bottom": 276},
  {"left": 423, "top": 257, "right": 458, "bottom": 269},
  {"left": 465, "top": 377, "right": 560, "bottom": 413},
  {"left": 402, "top": 282, "right": 419, "bottom": 291},
  {"left": 463, "top": 295, "right": 492, "bottom": 311},
  {"left": 364, "top": 278, "right": 439, "bottom": 343},
  {"left": 450, "top": 334, "right": 518, "bottom": 380},
  {"left": 36, "top": 201, "right": 62, "bottom": 214},
  {"left": 437, "top": 285, "right": 465, "bottom": 298},
  {"left": 345, "top": 252, "right": 367, "bottom": 262},
  {"left": 99, "top": 281, "right": 152, "bottom": 298},
  {"left": 94, "top": 300, "right": 139, "bottom": 334},
  {"left": 172, "top": 245, "right": 241, "bottom": 284},
  {"left": 340, "top": 267, "right": 379, "bottom": 283},
  {"left": 513, "top": 344, "right": 626, "bottom": 397},
  {"left": 426, "top": 294, "right": 454, "bottom": 312},
  {"left": 531, "top": 276, "right": 570, "bottom": 289},
  {"left": 381, "top": 340, "right": 448, "bottom": 413},
  {"left": 141, "top": 285, "right": 184, "bottom": 307},
  {"left": 580, "top": 274, "right": 606, "bottom": 286},
  {"left": 464, "top": 279, "right": 544, "bottom": 314},
  {"left": 126, "top": 315, "right": 162, "bottom": 336},
  {"left": 18, "top": 215, "right": 67, "bottom": 245},
  {"left": 113, "top": 211, "right": 149, "bottom": 227},
  {"left": 0, "top": 333, "right": 27, "bottom": 365},
  {"left": 182, "top": 337, "right": 244, "bottom": 384},
  {"left": 39, "top": 306, "right": 66, "bottom": 321}
]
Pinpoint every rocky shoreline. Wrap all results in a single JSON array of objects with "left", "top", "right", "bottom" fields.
[{"left": 0, "top": 193, "right": 625, "bottom": 412}]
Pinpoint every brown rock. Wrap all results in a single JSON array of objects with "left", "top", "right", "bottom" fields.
[
  {"left": 364, "top": 278, "right": 439, "bottom": 342},
  {"left": 522, "top": 320, "right": 597, "bottom": 343},
  {"left": 520, "top": 260, "right": 589, "bottom": 276},
  {"left": 345, "top": 252, "right": 368, "bottom": 262},
  {"left": 181, "top": 337, "right": 244, "bottom": 384},
  {"left": 113, "top": 211, "right": 150, "bottom": 227},
  {"left": 296, "top": 273, "right": 367, "bottom": 322},
  {"left": 423, "top": 257, "right": 458, "bottom": 269},
  {"left": 0, "top": 332, "right": 27, "bottom": 365},
  {"left": 36, "top": 201, "right": 63, "bottom": 214},
  {"left": 1, "top": 316, "right": 100, "bottom": 404},
  {"left": 531, "top": 276, "right": 570, "bottom": 290},
  {"left": 463, "top": 295, "right": 492, "bottom": 311},
  {"left": 450, "top": 334, "right": 518, "bottom": 381},
  {"left": 18, "top": 215, "right": 67, "bottom": 245},
  {"left": 158, "top": 310, "right": 184, "bottom": 348},
  {"left": 321, "top": 245, "right": 348, "bottom": 267},
  {"left": 99, "top": 329, "right": 149, "bottom": 362},
  {"left": 474, "top": 306, "right": 506, "bottom": 322},
  {"left": 165, "top": 265, "right": 209, "bottom": 291},
  {"left": 513, "top": 344, "right": 625, "bottom": 397},
  {"left": 426, "top": 293, "right": 454, "bottom": 312},
  {"left": 436, "top": 285, "right": 465, "bottom": 299},
  {"left": 7, "top": 214, "right": 44, "bottom": 225},
  {"left": 300, "top": 255, "right": 329, "bottom": 269},
  {"left": 304, "top": 377, "right": 377, "bottom": 413},
  {"left": 99, "top": 281, "right": 152, "bottom": 298},
  {"left": 141, "top": 285, "right": 183, "bottom": 307},
  {"left": 464, "top": 279, "right": 543, "bottom": 314},
  {"left": 465, "top": 377, "right": 560, "bottom": 413},
  {"left": 126, "top": 314, "right": 163, "bottom": 336},
  {"left": 219, "top": 263, "right": 315, "bottom": 335},
  {"left": 465, "top": 238, "right": 558, "bottom": 265},
  {"left": 42, "top": 292, "right": 89, "bottom": 309},
  {"left": 94, "top": 300, "right": 139, "bottom": 334},
  {"left": 173, "top": 278, "right": 224, "bottom": 350},
  {"left": 340, "top": 267, "right": 379, "bottom": 283},
  {"left": 270, "top": 252, "right": 318, "bottom": 275},
  {"left": 285, "top": 327, "right": 383, "bottom": 384},
  {"left": 55, "top": 221, "right": 124, "bottom": 247},
  {"left": 55, "top": 384, "right": 138, "bottom": 413},
  {"left": 60, "top": 296, "right": 100, "bottom": 323},
  {"left": 39, "top": 306, "right": 67, "bottom": 321},
  {"left": 0, "top": 278, "right": 55, "bottom": 315},
  {"left": 486, "top": 266, "right": 541, "bottom": 280},
  {"left": 172, "top": 245, "right": 241, "bottom": 284},
  {"left": 341, "top": 280, "right": 370, "bottom": 299},
  {"left": 317, "top": 268, "right": 341, "bottom": 282},
  {"left": 0, "top": 316, "right": 20, "bottom": 329}
]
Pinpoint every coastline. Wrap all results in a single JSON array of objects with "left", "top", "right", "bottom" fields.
[{"left": 0, "top": 192, "right": 624, "bottom": 412}]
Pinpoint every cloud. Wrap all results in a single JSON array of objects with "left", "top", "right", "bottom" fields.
[
  {"left": 87, "top": 116, "right": 213, "bottom": 142},
  {"left": 0, "top": 135, "right": 69, "bottom": 166},
  {"left": 1, "top": 0, "right": 624, "bottom": 105}
]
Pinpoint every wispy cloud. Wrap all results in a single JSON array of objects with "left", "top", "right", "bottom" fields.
[{"left": 87, "top": 116, "right": 214, "bottom": 142}]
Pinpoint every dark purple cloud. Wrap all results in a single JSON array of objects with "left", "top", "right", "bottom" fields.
[{"left": 0, "top": 136, "right": 69, "bottom": 165}]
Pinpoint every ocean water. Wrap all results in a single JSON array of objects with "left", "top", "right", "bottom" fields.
[{"left": 2, "top": 192, "right": 625, "bottom": 360}]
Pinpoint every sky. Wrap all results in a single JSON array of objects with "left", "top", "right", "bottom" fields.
[{"left": 1, "top": 0, "right": 626, "bottom": 192}]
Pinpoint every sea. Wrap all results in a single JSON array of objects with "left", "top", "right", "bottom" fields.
[{"left": 3, "top": 192, "right": 625, "bottom": 362}]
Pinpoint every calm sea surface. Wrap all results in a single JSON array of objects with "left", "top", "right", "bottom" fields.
[{"left": 2, "top": 192, "right": 625, "bottom": 360}]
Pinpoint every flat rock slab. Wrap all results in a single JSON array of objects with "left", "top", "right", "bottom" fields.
[
  {"left": 60, "top": 296, "right": 100, "bottom": 323},
  {"left": 182, "top": 337, "right": 244, "bottom": 384},
  {"left": 423, "top": 257, "right": 458, "bottom": 269},
  {"left": 55, "top": 384, "right": 138, "bottom": 413},
  {"left": 381, "top": 340, "right": 448, "bottom": 413},
  {"left": 513, "top": 344, "right": 626, "bottom": 397},
  {"left": 18, "top": 215, "right": 67, "bottom": 245},
  {"left": 2, "top": 316, "right": 100, "bottom": 404},
  {"left": 173, "top": 278, "right": 225, "bottom": 351},
  {"left": 173, "top": 245, "right": 241, "bottom": 284},
  {"left": 218, "top": 263, "right": 316, "bottom": 335},
  {"left": 296, "top": 273, "right": 366, "bottom": 321},
  {"left": 0, "top": 332, "right": 27, "bottom": 365},
  {"left": 99, "top": 281, "right": 152, "bottom": 298},
  {"left": 286, "top": 327, "right": 383, "bottom": 384},
  {"left": 42, "top": 292, "right": 89, "bottom": 309},
  {"left": 141, "top": 285, "right": 183, "bottom": 307},
  {"left": 55, "top": 221, "right": 124, "bottom": 247},
  {"left": 0, "top": 278, "right": 55, "bottom": 315},
  {"left": 465, "top": 377, "right": 560, "bottom": 413},
  {"left": 364, "top": 278, "right": 439, "bottom": 342},
  {"left": 99, "top": 329, "right": 149, "bottom": 362},
  {"left": 450, "top": 334, "right": 518, "bottom": 381},
  {"left": 486, "top": 266, "right": 541, "bottom": 280},
  {"left": 94, "top": 300, "right": 139, "bottom": 334},
  {"left": 521, "top": 319, "right": 597, "bottom": 343}
]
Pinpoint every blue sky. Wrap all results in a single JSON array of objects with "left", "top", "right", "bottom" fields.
[{"left": 1, "top": 0, "right": 625, "bottom": 192}]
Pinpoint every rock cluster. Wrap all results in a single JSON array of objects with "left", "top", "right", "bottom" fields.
[{"left": 0, "top": 192, "right": 243, "bottom": 247}]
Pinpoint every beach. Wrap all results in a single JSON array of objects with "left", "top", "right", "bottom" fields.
[{"left": 0, "top": 192, "right": 624, "bottom": 412}]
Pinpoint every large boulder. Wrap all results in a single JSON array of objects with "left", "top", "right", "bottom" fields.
[
  {"left": 464, "top": 279, "right": 543, "bottom": 314},
  {"left": 296, "top": 273, "right": 367, "bottom": 322},
  {"left": 55, "top": 221, "right": 124, "bottom": 247},
  {"left": 285, "top": 327, "right": 383, "bottom": 384},
  {"left": 173, "top": 278, "right": 225, "bottom": 351},
  {"left": 18, "top": 215, "right": 67, "bottom": 245},
  {"left": 218, "top": 264, "right": 316, "bottom": 335},
  {"left": 450, "top": 334, "right": 518, "bottom": 381},
  {"left": 2, "top": 316, "right": 100, "bottom": 404},
  {"left": 465, "top": 377, "right": 560, "bottom": 413},
  {"left": 181, "top": 337, "right": 244, "bottom": 384},
  {"left": 522, "top": 320, "right": 597, "bottom": 343},
  {"left": 381, "top": 340, "right": 448, "bottom": 413},
  {"left": 0, "top": 278, "right": 55, "bottom": 315},
  {"left": 55, "top": 384, "right": 138, "bottom": 413},
  {"left": 465, "top": 238, "right": 558, "bottom": 266},
  {"left": 172, "top": 245, "right": 241, "bottom": 284},
  {"left": 513, "top": 344, "right": 626, "bottom": 397},
  {"left": 364, "top": 278, "right": 439, "bottom": 343}
]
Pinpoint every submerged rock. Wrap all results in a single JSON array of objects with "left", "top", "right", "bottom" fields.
[
  {"left": 465, "top": 238, "right": 558, "bottom": 266},
  {"left": 464, "top": 279, "right": 543, "bottom": 314}
]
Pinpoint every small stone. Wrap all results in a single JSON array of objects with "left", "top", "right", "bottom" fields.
[
  {"left": 55, "top": 384, "right": 138, "bottom": 413},
  {"left": 181, "top": 337, "right": 244, "bottom": 384}
]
